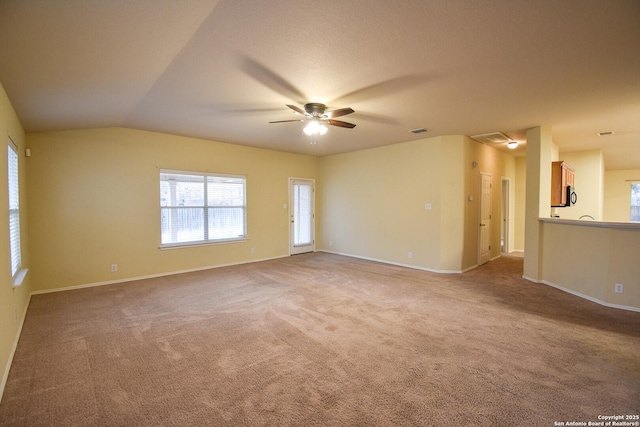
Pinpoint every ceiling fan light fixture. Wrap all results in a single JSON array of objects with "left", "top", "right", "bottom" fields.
[
  {"left": 507, "top": 140, "right": 518, "bottom": 149},
  {"left": 303, "top": 121, "right": 327, "bottom": 136},
  {"left": 303, "top": 121, "right": 316, "bottom": 135}
]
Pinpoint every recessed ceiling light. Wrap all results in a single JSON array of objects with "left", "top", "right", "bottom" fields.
[{"left": 598, "top": 131, "right": 614, "bottom": 136}]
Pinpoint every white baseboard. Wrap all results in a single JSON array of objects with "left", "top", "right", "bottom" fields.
[
  {"left": 522, "top": 275, "right": 541, "bottom": 283},
  {"left": 317, "top": 249, "right": 464, "bottom": 274},
  {"left": 461, "top": 264, "right": 479, "bottom": 273},
  {"left": 523, "top": 275, "right": 640, "bottom": 313},
  {"left": 31, "top": 254, "right": 289, "bottom": 296},
  {"left": 540, "top": 280, "right": 640, "bottom": 313},
  {"left": 0, "top": 293, "right": 32, "bottom": 402}
]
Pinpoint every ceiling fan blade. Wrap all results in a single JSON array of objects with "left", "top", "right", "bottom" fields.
[
  {"left": 331, "top": 74, "right": 432, "bottom": 105},
  {"left": 240, "top": 57, "right": 306, "bottom": 103},
  {"left": 269, "top": 119, "right": 304, "bottom": 123},
  {"left": 286, "top": 104, "right": 307, "bottom": 116},
  {"left": 327, "top": 107, "right": 354, "bottom": 118},
  {"left": 326, "top": 119, "right": 356, "bottom": 129}
]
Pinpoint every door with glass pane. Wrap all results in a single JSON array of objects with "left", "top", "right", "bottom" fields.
[{"left": 290, "top": 179, "right": 315, "bottom": 255}]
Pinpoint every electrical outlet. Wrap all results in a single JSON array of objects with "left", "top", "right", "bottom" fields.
[
  {"left": 425, "top": 203, "right": 432, "bottom": 210},
  {"left": 614, "top": 283, "right": 624, "bottom": 294},
  {"left": 329, "top": 240, "right": 333, "bottom": 246},
  {"left": 250, "top": 248, "right": 255, "bottom": 254},
  {"left": 111, "top": 264, "right": 117, "bottom": 273},
  {"left": 408, "top": 252, "right": 413, "bottom": 259}
]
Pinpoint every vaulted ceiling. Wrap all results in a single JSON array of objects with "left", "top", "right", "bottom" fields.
[{"left": 0, "top": 0, "right": 639, "bottom": 168}]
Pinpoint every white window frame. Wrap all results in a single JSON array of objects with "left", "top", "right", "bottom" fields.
[
  {"left": 8, "top": 138, "right": 25, "bottom": 285},
  {"left": 631, "top": 181, "right": 640, "bottom": 222},
  {"left": 159, "top": 169, "right": 247, "bottom": 248}
]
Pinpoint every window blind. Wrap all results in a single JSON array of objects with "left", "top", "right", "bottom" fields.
[{"left": 8, "top": 142, "right": 21, "bottom": 276}]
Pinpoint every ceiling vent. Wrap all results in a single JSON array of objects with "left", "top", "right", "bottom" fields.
[
  {"left": 409, "top": 128, "right": 429, "bottom": 134},
  {"left": 470, "top": 132, "right": 512, "bottom": 144}
]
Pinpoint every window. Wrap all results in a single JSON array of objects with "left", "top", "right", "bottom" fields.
[
  {"left": 8, "top": 140, "right": 21, "bottom": 277},
  {"left": 160, "top": 170, "right": 246, "bottom": 246},
  {"left": 631, "top": 182, "right": 640, "bottom": 222}
]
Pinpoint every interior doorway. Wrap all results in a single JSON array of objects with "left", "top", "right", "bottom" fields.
[
  {"left": 289, "top": 178, "right": 315, "bottom": 255},
  {"left": 501, "top": 178, "right": 510, "bottom": 254}
]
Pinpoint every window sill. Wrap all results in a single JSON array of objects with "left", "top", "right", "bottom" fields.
[
  {"left": 159, "top": 238, "right": 248, "bottom": 250},
  {"left": 12, "top": 268, "right": 28, "bottom": 287}
]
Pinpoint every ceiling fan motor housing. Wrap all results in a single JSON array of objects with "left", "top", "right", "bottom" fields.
[
  {"left": 269, "top": 103, "right": 355, "bottom": 129},
  {"left": 304, "top": 103, "right": 327, "bottom": 117}
]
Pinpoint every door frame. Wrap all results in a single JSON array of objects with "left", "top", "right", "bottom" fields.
[
  {"left": 289, "top": 177, "right": 315, "bottom": 255},
  {"left": 478, "top": 172, "right": 492, "bottom": 265},
  {"left": 501, "top": 177, "right": 510, "bottom": 254}
]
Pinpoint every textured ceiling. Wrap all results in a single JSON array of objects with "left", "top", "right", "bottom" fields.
[{"left": 0, "top": 0, "right": 639, "bottom": 168}]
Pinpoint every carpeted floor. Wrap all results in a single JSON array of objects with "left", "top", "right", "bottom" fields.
[{"left": 1, "top": 253, "right": 638, "bottom": 426}]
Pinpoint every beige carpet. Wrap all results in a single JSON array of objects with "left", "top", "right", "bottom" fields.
[{"left": 1, "top": 253, "right": 638, "bottom": 426}]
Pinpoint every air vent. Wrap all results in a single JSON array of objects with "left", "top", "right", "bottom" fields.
[
  {"left": 409, "top": 128, "right": 429, "bottom": 134},
  {"left": 470, "top": 132, "right": 512, "bottom": 144},
  {"left": 598, "top": 131, "right": 614, "bottom": 136}
]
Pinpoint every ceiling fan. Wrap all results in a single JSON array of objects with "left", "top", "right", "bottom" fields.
[{"left": 269, "top": 103, "right": 356, "bottom": 134}]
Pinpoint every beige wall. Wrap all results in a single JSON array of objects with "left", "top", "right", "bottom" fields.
[
  {"left": 514, "top": 157, "right": 526, "bottom": 252},
  {"left": 0, "top": 83, "right": 32, "bottom": 397},
  {"left": 604, "top": 169, "right": 640, "bottom": 222},
  {"left": 318, "top": 135, "right": 515, "bottom": 272},
  {"left": 441, "top": 136, "right": 466, "bottom": 271},
  {"left": 318, "top": 137, "right": 445, "bottom": 271},
  {"left": 26, "top": 128, "right": 319, "bottom": 292},
  {"left": 541, "top": 221, "right": 640, "bottom": 310},
  {"left": 555, "top": 149, "right": 604, "bottom": 220},
  {"left": 523, "top": 126, "right": 554, "bottom": 280}
]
